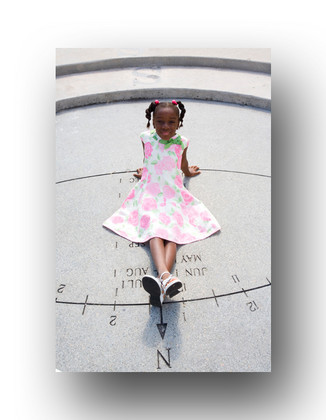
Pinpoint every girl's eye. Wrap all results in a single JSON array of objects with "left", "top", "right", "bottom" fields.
[{"left": 156, "top": 120, "right": 176, "bottom": 124}]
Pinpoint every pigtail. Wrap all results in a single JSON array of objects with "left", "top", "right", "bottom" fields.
[
  {"left": 177, "top": 101, "right": 186, "bottom": 127},
  {"left": 145, "top": 101, "right": 159, "bottom": 128}
]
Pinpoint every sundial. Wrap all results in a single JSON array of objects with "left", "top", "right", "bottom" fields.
[{"left": 56, "top": 100, "right": 271, "bottom": 372}]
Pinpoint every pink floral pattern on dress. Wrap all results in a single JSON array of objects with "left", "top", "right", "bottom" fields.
[
  {"left": 103, "top": 130, "right": 220, "bottom": 244},
  {"left": 154, "top": 156, "right": 175, "bottom": 175},
  {"left": 173, "top": 211, "right": 184, "bottom": 227},
  {"left": 140, "top": 215, "right": 151, "bottom": 229},
  {"left": 159, "top": 212, "right": 171, "bottom": 225},
  {"left": 144, "top": 142, "right": 153, "bottom": 159},
  {"left": 112, "top": 216, "right": 124, "bottom": 224},
  {"left": 175, "top": 174, "right": 183, "bottom": 189},
  {"left": 163, "top": 185, "right": 175, "bottom": 199},
  {"left": 122, "top": 189, "right": 135, "bottom": 208},
  {"left": 181, "top": 189, "right": 194, "bottom": 205},
  {"left": 141, "top": 167, "right": 148, "bottom": 180},
  {"left": 146, "top": 182, "right": 161, "bottom": 196},
  {"left": 128, "top": 210, "right": 139, "bottom": 226},
  {"left": 142, "top": 197, "right": 157, "bottom": 211}
]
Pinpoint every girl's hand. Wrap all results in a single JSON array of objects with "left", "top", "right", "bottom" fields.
[
  {"left": 133, "top": 167, "right": 143, "bottom": 179},
  {"left": 188, "top": 165, "right": 201, "bottom": 177}
]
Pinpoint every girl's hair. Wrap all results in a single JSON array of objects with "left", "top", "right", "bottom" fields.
[{"left": 145, "top": 100, "right": 186, "bottom": 128}]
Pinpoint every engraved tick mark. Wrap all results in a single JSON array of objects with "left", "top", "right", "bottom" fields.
[
  {"left": 232, "top": 274, "right": 240, "bottom": 283},
  {"left": 82, "top": 295, "right": 89, "bottom": 315},
  {"left": 212, "top": 289, "right": 219, "bottom": 307}
]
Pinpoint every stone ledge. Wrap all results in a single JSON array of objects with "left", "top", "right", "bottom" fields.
[
  {"left": 56, "top": 88, "right": 271, "bottom": 113},
  {"left": 56, "top": 56, "right": 271, "bottom": 77}
]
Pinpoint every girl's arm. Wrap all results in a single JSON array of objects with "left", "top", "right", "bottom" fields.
[
  {"left": 181, "top": 147, "right": 201, "bottom": 177},
  {"left": 133, "top": 142, "right": 145, "bottom": 178}
]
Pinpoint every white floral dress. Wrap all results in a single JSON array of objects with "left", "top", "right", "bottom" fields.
[{"left": 103, "top": 130, "right": 220, "bottom": 244}]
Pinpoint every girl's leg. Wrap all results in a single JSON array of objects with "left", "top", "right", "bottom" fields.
[
  {"left": 149, "top": 238, "right": 177, "bottom": 279},
  {"left": 149, "top": 237, "right": 169, "bottom": 278},
  {"left": 164, "top": 241, "right": 177, "bottom": 273},
  {"left": 147, "top": 237, "right": 181, "bottom": 303}
]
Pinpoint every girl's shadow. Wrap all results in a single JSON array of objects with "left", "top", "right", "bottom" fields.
[
  {"left": 141, "top": 243, "right": 183, "bottom": 363},
  {"left": 142, "top": 299, "right": 182, "bottom": 364}
]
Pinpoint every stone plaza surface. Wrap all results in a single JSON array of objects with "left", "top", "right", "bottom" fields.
[{"left": 56, "top": 49, "right": 271, "bottom": 372}]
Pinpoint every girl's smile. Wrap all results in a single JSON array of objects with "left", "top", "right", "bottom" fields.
[{"left": 153, "top": 107, "right": 179, "bottom": 140}]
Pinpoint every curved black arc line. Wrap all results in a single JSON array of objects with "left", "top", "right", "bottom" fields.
[
  {"left": 55, "top": 170, "right": 136, "bottom": 185},
  {"left": 56, "top": 168, "right": 271, "bottom": 185},
  {"left": 55, "top": 282, "right": 271, "bottom": 308}
]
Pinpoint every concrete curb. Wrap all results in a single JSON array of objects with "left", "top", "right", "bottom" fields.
[
  {"left": 56, "top": 88, "right": 271, "bottom": 113},
  {"left": 56, "top": 56, "right": 271, "bottom": 77}
]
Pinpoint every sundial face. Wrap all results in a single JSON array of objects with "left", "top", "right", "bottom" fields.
[{"left": 56, "top": 100, "right": 271, "bottom": 372}]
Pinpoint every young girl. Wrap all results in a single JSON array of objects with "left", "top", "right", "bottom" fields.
[{"left": 103, "top": 100, "right": 220, "bottom": 306}]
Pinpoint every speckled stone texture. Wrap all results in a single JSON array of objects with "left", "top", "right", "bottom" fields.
[{"left": 56, "top": 100, "right": 271, "bottom": 372}]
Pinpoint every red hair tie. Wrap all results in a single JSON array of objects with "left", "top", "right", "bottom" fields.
[
  {"left": 154, "top": 100, "right": 160, "bottom": 105},
  {"left": 172, "top": 100, "right": 178, "bottom": 105}
]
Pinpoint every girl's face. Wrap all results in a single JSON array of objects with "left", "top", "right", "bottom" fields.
[{"left": 153, "top": 107, "right": 179, "bottom": 140}]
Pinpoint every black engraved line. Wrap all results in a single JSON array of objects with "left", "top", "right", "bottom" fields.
[
  {"left": 55, "top": 282, "right": 271, "bottom": 308},
  {"left": 55, "top": 168, "right": 271, "bottom": 185},
  {"left": 56, "top": 299, "right": 149, "bottom": 307},
  {"left": 55, "top": 170, "right": 136, "bottom": 185},
  {"left": 169, "top": 283, "right": 271, "bottom": 305},
  {"left": 82, "top": 295, "right": 88, "bottom": 315},
  {"left": 200, "top": 168, "right": 271, "bottom": 179}
]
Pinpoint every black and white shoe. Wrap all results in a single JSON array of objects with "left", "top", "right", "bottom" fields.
[
  {"left": 160, "top": 271, "right": 182, "bottom": 303},
  {"left": 142, "top": 275, "right": 161, "bottom": 296}
]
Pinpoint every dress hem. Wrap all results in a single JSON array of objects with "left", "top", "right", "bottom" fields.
[{"left": 102, "top": 223, "right": 221, "bottom": 245}]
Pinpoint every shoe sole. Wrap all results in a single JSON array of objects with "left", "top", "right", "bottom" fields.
[
  {"left": 165, "top": 280, "right": 182, "bottom": 297},
  {"left": 169, "top": 289, "right": 181, "bottom": 298},
  {"left": 142, "top": 276, "right": 161, "bottom": 297}
]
